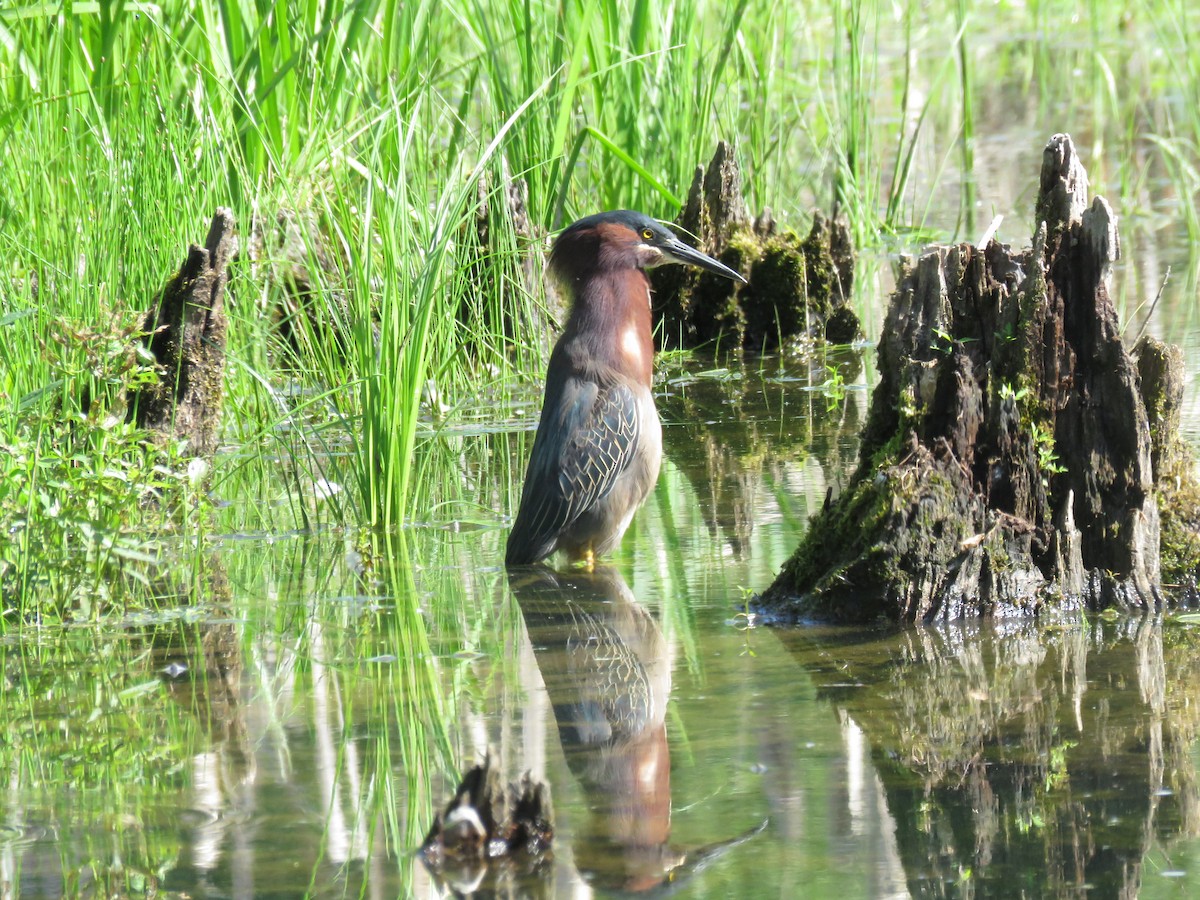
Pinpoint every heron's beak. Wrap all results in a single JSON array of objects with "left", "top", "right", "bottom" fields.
[{"left": 660, "top": 237, "right": 748, "bottom": 284}]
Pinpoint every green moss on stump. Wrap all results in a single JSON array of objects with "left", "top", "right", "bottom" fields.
[
  {"left": 1159, "top": 476, "right": 1200, "bottom": 592},
  {"left": 1136, "top": 336, "right": 1200, "bottom": 599},
  {"left": 652, "top": 211, "right": 861, "bottom": 350},
  {"left": 775, "top": 469, "right": 894, "bottom": 605},
  {"left": 825, "top": 306, "right": 862, "bottom": 345},
  {"left": 742, "top": 233, "right": 807, "bottom": 349},
  {"left": 766, "top": 437, "right": 989, "bottom": 623},
  {"left": 800, "top": 222, "right": 838, "bottom": 317}
]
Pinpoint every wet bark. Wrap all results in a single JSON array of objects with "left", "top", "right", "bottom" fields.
[
  {"left": 129, "top": 208, "right": 235, "bottom": 458},
  {"left": 760, "top": 134, "right": 1195, "bottom": 623},
  {"left": 652, "top": 142, "right": 861, "bottom": 350}
]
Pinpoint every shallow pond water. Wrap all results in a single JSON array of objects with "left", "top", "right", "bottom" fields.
[{"left": 5, "top": 342, "right": 1200, "bottom": 898}]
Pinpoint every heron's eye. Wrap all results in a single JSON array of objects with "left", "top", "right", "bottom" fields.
[{"left": 641, "top": 228, "right": 655, "bottom": 240}]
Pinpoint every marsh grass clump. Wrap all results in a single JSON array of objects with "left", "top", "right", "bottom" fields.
[
  {"left": 0, "top": 297, "right": 214, "bottom": 622},
  {"left": 248, "top": 207, "right": 355, "bottom": 365},
  {"left": 455, "top": 172, "right": 554, "bottom": 369}
]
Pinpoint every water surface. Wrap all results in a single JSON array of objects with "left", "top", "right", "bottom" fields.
[{"left": 5, "top": 342, "right": 1200, "bottom": 898}]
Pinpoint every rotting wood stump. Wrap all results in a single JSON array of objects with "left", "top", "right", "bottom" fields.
[
  {"left": 128, "top": 208, "right": 235, "bottom": 459},
  {"left": 758, "top": 134, "right": 1200, "bottom": 624},
  {"left": 461, "top": 167, "right": 561, "bottom": 353},
  {"left": 652, "top": 141, "right": 861, "bottom": 350},
  {"left": 420, "top": 754, "right": 554, "bottom": 891},
  {"left": 248, "top": 207, "right": 351, "bottom": 359},
  {"left": 1139, "top": 336, "right": 1200, "bottom": 600}
]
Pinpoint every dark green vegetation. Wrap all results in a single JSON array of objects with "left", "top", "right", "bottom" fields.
[{"left": 648, "top": 143, "right": 861, "bottom": 350}]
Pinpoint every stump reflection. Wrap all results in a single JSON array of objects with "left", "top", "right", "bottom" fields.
[{"left": 775, "top": 617, "right": 1200, "bottom": 898}]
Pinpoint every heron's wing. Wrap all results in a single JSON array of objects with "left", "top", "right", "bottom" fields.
[{"left": 506, "top": 378, "right": 640, "bottom": 564}]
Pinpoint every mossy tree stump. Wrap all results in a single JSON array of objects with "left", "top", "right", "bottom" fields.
[
  {"left": 129, "top": 209, "right": 235, "bottom": 459},
  {"left": 759, "top": 134, "right": 1198, "bottom": 623},
  {"left": 652, "top": 142, "right": 860, "bottom": 350},
  {"left": 1139, "top": 337, "right": 1200, "bottom": 599}
]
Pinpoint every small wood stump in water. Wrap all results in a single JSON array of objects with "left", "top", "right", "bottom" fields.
[
  {"left": 652, "top": 141, "right": 860, "bottom": 350},
  {"left": 759, "top": 134, "right": 1199, "bottom": 623},
  {"left": 421, "top": 755, "right": 554, "bottom": 892},
  {"left": 129, "top": 208, "right": 236, "bottom": 459}
]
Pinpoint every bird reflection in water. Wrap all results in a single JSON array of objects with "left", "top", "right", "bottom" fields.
[{"left": 508, "top": 565, "right": 765, "bottom": 893}]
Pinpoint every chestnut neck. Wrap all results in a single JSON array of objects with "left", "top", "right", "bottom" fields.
[{"left": 559, "top": 267, "right": 654, "bottom": 386}]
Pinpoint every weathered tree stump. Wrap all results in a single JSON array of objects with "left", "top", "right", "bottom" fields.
[
  {"left": 247, "top": 207, "right": 352, "bottom": 359},
  {"left": 652, "top": 142, "right": 860, "bottom": 350},
  {"left": 420, "top": 754, "right": 554, "bottom": 893},
  {"left": 759, "top": 134, "right": 1198, "bottom": 623},
  {"left": 1138, "top": 336, "right": 1200, "bottom": 598},
  {"left": 461, "top": 167, "right": 560, "bottom": 353},
  {"left": 129, "top": 209, "right": 235, "bottom": 458}
]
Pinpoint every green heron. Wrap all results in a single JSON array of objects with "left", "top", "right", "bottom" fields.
[{"left": 505, "top": 210, "right": 747, "bottom": 568}]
